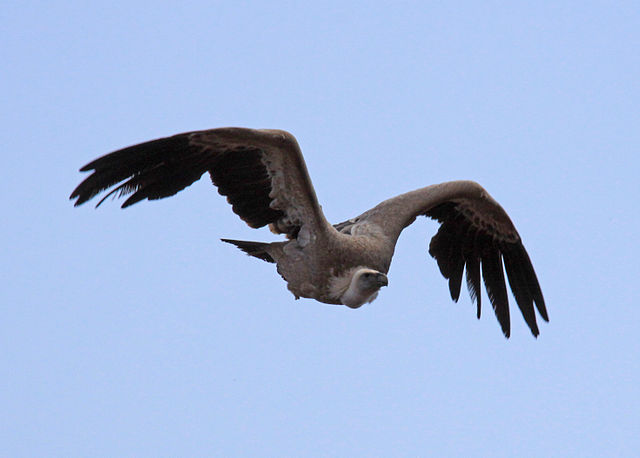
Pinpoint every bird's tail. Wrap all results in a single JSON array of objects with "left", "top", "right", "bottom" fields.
[{"left": 221, "top": 239, "right": 275, "bottom": 263}]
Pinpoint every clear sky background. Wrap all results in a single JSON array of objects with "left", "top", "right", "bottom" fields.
[{"left": 2, "top": 1, "right": 639, "bottom": 456}]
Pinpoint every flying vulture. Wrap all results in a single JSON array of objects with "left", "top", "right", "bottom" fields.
[{"left": 71, "top": 127, "right": 548, "bottom": 337}]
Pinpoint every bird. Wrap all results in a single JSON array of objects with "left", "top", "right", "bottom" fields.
[{"left": 70, "top": 127, "right": 548, "bottom": 337}]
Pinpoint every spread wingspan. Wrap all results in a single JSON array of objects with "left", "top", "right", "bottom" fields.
[{"left": 72, "top": 128, "right": 547, "bottom": 338}]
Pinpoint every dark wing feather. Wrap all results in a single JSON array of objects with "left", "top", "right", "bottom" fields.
[
  {"left": 73, "top": 135, "right": 198, "bottom": 205},
  {"left": 70, "top": 127, "right": 330, "bottom": 237},
  {"left": 465, "top": 254, "right": 482, "bottom": 319},
  {"left": 426, "top": 199, "right": 547, "bottom": 338}
]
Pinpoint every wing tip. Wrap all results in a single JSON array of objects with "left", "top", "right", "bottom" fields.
[
  {"left": 536, "top": 299, "right": 549, "bottom": 323},
  {"left": 69, "top": 191, "right": 88, "bottom": 207},
  {"left": 499, "top": 315, "right": 511, "bottom": 338}
]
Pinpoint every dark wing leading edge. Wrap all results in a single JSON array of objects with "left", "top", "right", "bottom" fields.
[
  {"left": 348, "top": 180, "right": 547, "bottom": 338},
  {"left": 70, "top": 127, "right": 331, "bottom": 239}
]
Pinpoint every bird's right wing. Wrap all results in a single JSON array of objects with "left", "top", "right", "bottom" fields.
[{"left": 70, "top": 128, "right": 332, "bottom": 240}]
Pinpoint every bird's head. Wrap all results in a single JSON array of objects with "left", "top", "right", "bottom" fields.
[
  {"left": 341, "top": 268, "right": 388, "bottom": 308},
  {"left": 356, "top": 268, "right": 389, "bottom": 292}
]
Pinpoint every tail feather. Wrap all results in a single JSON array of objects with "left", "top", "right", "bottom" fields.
[{"left": 221, "top": 239, "right": 275, "bottom": 263}]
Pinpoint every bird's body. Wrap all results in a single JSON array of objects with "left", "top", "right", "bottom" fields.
[
  {"left": 71, "top": 127, "right": 548, "bottom": 337},
  {"left": 224, "top": 222, "right": 393, "bottom": 307}
]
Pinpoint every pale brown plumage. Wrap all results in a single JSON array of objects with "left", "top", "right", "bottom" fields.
[{"left": 71, "top": 127, "right": 548, "bottom": 337}]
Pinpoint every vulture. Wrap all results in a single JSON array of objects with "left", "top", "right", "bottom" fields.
[{"left": 71, "top": 127, "right": 548, "bottom": 337}]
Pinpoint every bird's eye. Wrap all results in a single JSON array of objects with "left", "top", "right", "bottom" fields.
[{"left": 364, "top": 273, "right": 371, "bottom": 277}]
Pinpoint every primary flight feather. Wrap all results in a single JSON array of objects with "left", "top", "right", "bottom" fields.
[{"left": 71, "top": 127, "right": 548, "bottom": 337}]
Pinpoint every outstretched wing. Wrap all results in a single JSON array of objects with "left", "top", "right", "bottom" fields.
[
  {"left": 70, "top": 127, "right": 331, "bottom": 239},
  {"left": 341, "top": 180, "right": 547, "bottom": 337}
]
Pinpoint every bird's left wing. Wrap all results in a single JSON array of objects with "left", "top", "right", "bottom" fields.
[{"left": 342, "top": 180, "right": 547, "bottom": 337}]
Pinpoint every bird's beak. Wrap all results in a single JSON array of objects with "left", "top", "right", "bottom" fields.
[{"left": 376, "top": 273, "right": 389, "bottom": 287}]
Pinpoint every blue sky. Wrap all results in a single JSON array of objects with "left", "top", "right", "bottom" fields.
[{"left": 3, "top": 1, "right": 639, "bottom": 456}]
